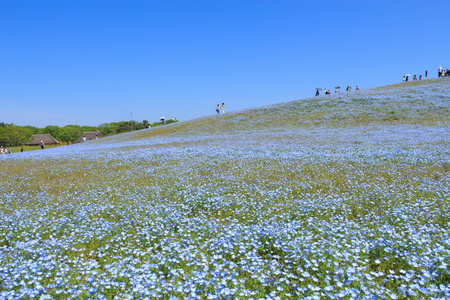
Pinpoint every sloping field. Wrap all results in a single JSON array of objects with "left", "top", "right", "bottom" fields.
[{"left": 0, "top": 79, "right": 449, "bottom": 299}]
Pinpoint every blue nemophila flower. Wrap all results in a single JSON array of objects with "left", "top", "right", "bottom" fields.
[{"left": 1, "top": 83, "right": 449, "bottom": 299}]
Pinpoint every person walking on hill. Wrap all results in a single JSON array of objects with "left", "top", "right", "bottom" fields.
[
  {"left": 216, "top": 104, "right": 220, "bottom": 114},
  {"left": 221, "top": 103, "right": 225, "bottom": 113},
  {"left": 315, "top": 89, "right": 320, "bottom": 96},
  {"left": 419, "top": 75, "right": 422, "bottom": 80},
  {"left": 403, "top": 76, "right": 406, "bottom": 82},
  {"left": 425, "top": 70, "right": 428, "bottom": 79},
  {"left": 346, "top": 85, "right": 351, "bottom": 91},
  {"left": 356, "top": 85, "right": 360, "bottom": 90},
  {"left": 413, "top": 75, "right": 417, "bottom": 80},
  {"left": 439, "top": 65, "right": 443, "bottom": 77}
]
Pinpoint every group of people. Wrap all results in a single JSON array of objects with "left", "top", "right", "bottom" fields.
[
  {"left": 159, "top": 116, "right": 176, "bottom": 126},
  {"left": 403, "top": 70, "right": 427, "bottom": 82},
  {"left": 438, "top": 65, "right": 450, "bottom": 77},
  {"left": 216, "top": 103, "right": 225, "bottom": 114},
  {"left": 317, "top": 85, "right": 359, "bottom": 96},
  {"left": 403, "top": 66, "right": 450, "bottom": 82},
  {"left": 0, "top": 146, "right": 13, "bottom": 154}
]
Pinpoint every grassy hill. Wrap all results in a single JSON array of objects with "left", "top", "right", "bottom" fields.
[{"left": 0, "top": 78, "right": 449, "bottom": 299}]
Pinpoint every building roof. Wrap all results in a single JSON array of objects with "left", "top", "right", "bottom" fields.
[
  {"left": 23, "top": 134, "right": 59, "bottom": 146},
  {"left": 76, "top": 131, "right": 103, "bottom": 143}
]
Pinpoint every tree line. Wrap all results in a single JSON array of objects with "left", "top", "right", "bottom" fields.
[{"left": 0, "top": 119, "right": 177, "bottom": 147}]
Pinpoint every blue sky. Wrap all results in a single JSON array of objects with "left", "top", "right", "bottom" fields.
[{"left": 1, "top": 0, "right": 449, "bottom": 127}]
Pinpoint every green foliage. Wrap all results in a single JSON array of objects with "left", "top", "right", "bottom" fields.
[
  {"left": 1, "top": 117, "right": 180, "bottom": 147},
  {"left": 43, "top": 125, "right": 61, "bottom": 141},
  {"left": 98, "top": 123, "right": 113, "bottom": 135},
  {"left": 22, "top": 125, "right": 41, "bottom": 134},
  {"left": 0, "top": 122, "right": 13, "bottom": 128},
  {"left": 0, "top": 125, "right": 33, "bottom": 147},
  {"left": 60, "top": 125, "right": 84, "bottom": 142}
]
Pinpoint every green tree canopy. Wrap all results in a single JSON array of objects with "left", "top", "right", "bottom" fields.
[
  {"left": 61, "top": 125, "right": 83, "bottom": 142},
  {"left": 0, "top": 125, "right": 33, "bottom": 147},
  {"left": 43, "top": 125, "right": 62, "bottom": 142}
]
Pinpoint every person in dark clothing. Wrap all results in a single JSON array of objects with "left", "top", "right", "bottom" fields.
[{"left": 315, "top": 90, "right": 320, "bottom": 96}]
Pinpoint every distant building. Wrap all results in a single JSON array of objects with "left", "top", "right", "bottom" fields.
[
  {"left": 76, "top": 131, "right": 103, "bottom": 143},
  {"left": 23, "top": 134, "right": 59, "bottom": 146}
]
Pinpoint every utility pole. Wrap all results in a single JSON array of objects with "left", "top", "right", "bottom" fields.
[{"left": 131, "top": 112, "right": 133, "bottom": 131}]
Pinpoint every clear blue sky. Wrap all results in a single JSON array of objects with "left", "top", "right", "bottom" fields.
[{"left": 1, "top": 0, "right": 449, "bottom": 127}]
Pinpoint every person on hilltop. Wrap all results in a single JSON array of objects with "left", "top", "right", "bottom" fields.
[
  {"left": 356, "top": 85, "right": 360, "bottom": 90},
  {"left": 419, "top": 75, "right": 422, "bottom": 80},
  {"left": 221, "top": 103, "right": 225, "bottom": 113},
  {"left": 438, "top": 65, "right": 443, "bottom": 77},
  {"left": 413, "top": 75, "right": 417, "bottom": 80},
  {"left": 172, "top": 116, "right": 176, "bottom": 122},
  {"left": 403, "top": 76, "right": 406, "bottom": 82},
  {"left": 315, "top": 89, "right": 320, "bottom": 96},
  {"left": 346, "top": 85, "right": 351, "bottom": 91},
  {"left": 425, "top": 70, "right": 428, "bottom": 79},
  {"left": 216, "top": 104, "right": 220, "bottom": 114}
]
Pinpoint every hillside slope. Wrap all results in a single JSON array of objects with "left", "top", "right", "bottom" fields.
[
  {"left": 0, "top": 79, "right": 449, "bottom": 299},
  {"left": 120, "top": 78, "right": 449, "bottom": 141}
]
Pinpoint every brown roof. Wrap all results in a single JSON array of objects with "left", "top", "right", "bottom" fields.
[
  {"left": 76, "top": 131, "right": 103, "bottom": 143},
  {"left": 23, "top": 134, "right": 59, "bottom": 146}
]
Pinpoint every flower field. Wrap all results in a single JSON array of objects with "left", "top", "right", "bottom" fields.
[{"left": 1, "top": 79, "right": 449, "bottom": 299}]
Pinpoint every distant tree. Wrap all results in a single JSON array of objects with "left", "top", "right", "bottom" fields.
[
  {"left": 22, "top": 125, "right": 41, "bottom": 134},
  {"left": 0, "top": 125, "right": 33, "bottom": 147},
  {"left": 81, "top": 125, "right": 97, "bottom": 132},
  {"left": 116, "top": 121, "right": 132, "bottom": 133},
  {"left": 143, "top": 120, "right": 149, "bottom": 126},
  {"left": 132, "top": 120, "right": 145, "bottom": 130},
  {"left": 98, "top": 123, "right": 113, "bottom": 135},
  {"left": 0, "top": 122, "right": 13, "bottom": 128},
  {"left": 62, "top": 125, "right": 83, "bottom": 142},
  {"left": 43, "top": 125, "right": 62, "bottom": 141},
  {"left": 109, "top": 122, "right": 119, "bottom": 134}
]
